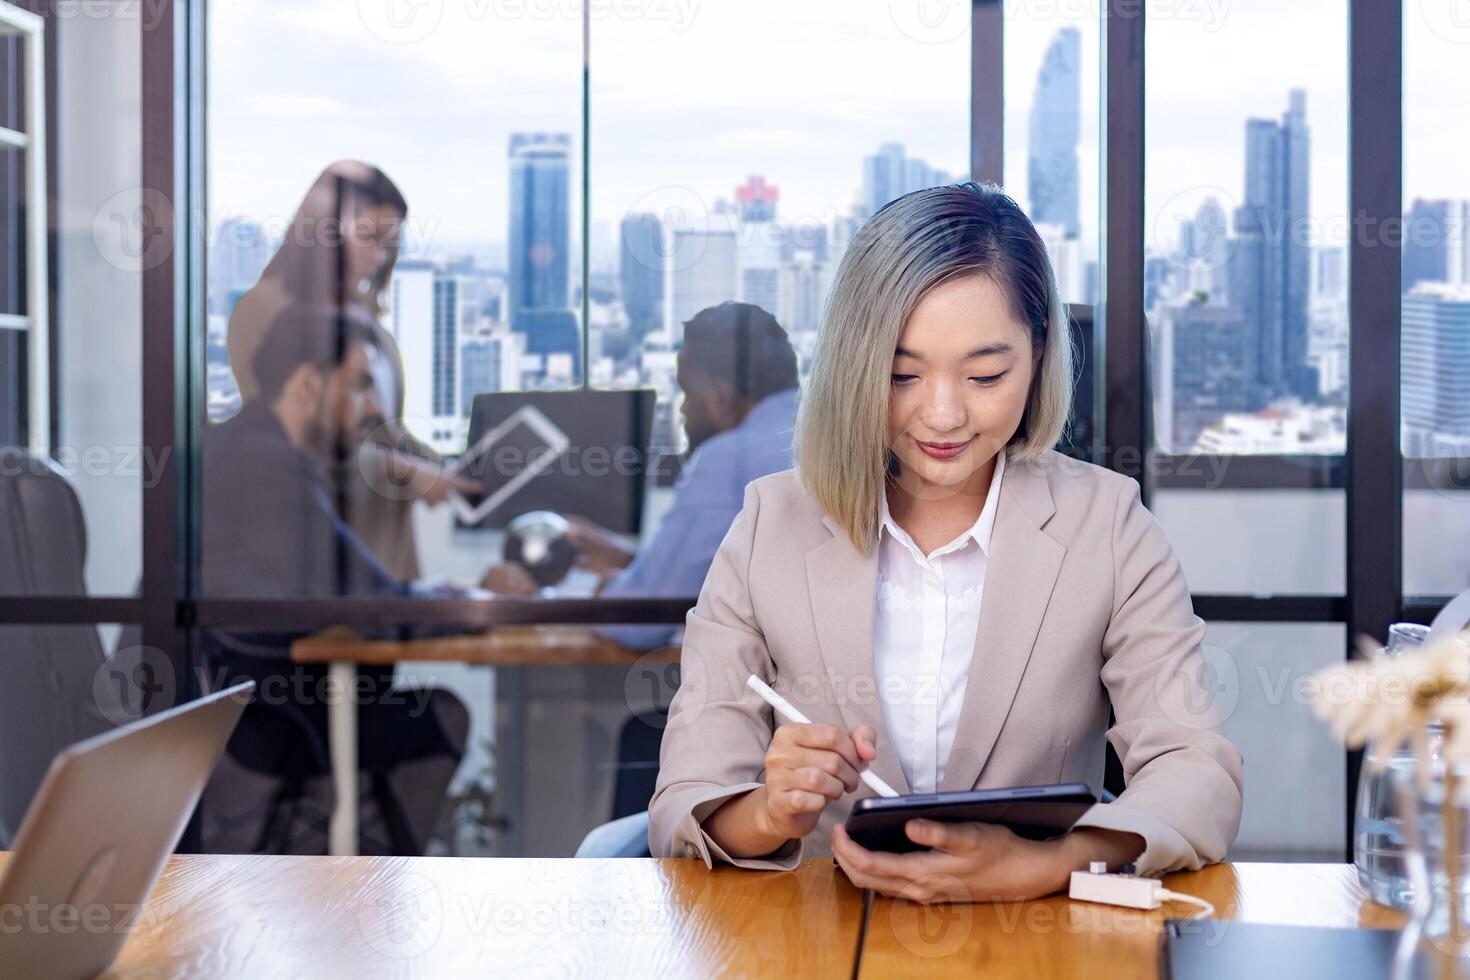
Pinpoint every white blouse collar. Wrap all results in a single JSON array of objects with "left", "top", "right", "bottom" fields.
[{"left": 879, "top": 448, "right": 1007, "bottom": 560}]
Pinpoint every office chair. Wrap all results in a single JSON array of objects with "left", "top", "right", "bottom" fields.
[
  {"left": 200, "top": 634, "right": 433, "bottom": 856},
  {"left": 0, "top": 451, "right": 336, "bottom": 853},
  {"left": 0, "top": 450, "right": 120, "bottom": 846}
]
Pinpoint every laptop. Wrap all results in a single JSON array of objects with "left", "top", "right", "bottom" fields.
[
  {"left": 1159, "top": 919, "right": 1401, "bottom": 979},
  {"left": 0, "top": 680, "right": 254, "bottom": 980}
]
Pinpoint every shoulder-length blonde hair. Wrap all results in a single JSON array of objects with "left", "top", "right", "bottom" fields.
[{"left": 797, "top": 182, "right": 1074, "bottom": 550}]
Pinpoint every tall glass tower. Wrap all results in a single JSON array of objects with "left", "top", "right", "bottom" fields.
[
  {"left": 1232, "top": 90, "right": 1314, "bottom": 402},
  {"left": 507, "top": 133, "right": 571, "bottom": 319},
  {"left": 1028, "top": 28, "right": 1081, "bottom": 238}
]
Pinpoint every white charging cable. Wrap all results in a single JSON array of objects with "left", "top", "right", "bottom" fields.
[{"left": 1158, "top": 889, "right": 1216, "bottom": 920}]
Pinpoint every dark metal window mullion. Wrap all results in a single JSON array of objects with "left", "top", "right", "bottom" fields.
[
  {"left": 1102, "top": 1, "right": 1148, "bottom": 501},
  {"left": 1344, "top": 0, "right": 1404, "bottom": 859},
  {"left": 970, "top": 0, "right": 1003, "bottom": 185},
  {"left": 141, "top": 0, "right": 202, "bottom": 850}
]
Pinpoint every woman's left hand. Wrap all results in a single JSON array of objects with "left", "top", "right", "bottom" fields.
[{"left": 831, "top": 820, "right": 1072, "bottom": 905}]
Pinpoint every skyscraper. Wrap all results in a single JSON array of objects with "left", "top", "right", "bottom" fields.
[
  {"left": 388, "top": 262, "right": 468, "bottom": 447},
  {"left": 735, "top": 177, "right": 781, "bottom": 317},
  {"left": 1231, "top": 89, "right": 1314, "bottom": 403},
  {"left": 508, "top": 133, "right": 576, "bottom": 379},
  {"left": 862, "top": 142, "right": 906, "bottom": 218},
  {"left": 389, "top": 260, "right": 436, "bottom": 442},
  {"left": 507, "top": 133, "right": 571, "bottom": 319},
  {"left": 208, "top": 217, "right": 271, "bottom": 316},
  {"left": 619, "top": 213, "right": 664, "bottom": 338},
  {"left": 1403, "top": 199, "right": 1470, "bottom": 292},
  {"left": 667, "top": 227, "right": 738, "bottom": 345},
  {"left": 431, "top": 275, "right": 461, "bottom": 419},
  {"left": 1161, "top": 300, "right": 1251, "bottom": 452},
  {"left": 1028, "top": 28, "right": 1081, "bottom": 239},
  {"left": 515, "top": 309, "right": 581, "bottom": 379},
  {"left": 860, "top": 143, "right": 951, "bottom": 218},
  {"left": 1179, "top": 198, "right": 1232, "bottom": 302},
  {"left": 1313, "top": 245, "right": 1347, "bottom": 299},
  {"left": 460, "top": 331, "right": 524, "bottom": 414},
  {"left": 735, "top": 175, "right": 778, "bottom": 223},
  {"left": 1402, "top": 282, "right": 1470, "bottom": 455},
  {"left": 777, "top": 252, "right": 824, "bottom": 335},
  {"left": 1035, "top": 223, "right": 1085, "bottom": 302}
]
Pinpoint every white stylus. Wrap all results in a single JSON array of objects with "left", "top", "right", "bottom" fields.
[{"left": 745, "top": 674, "right": 900, "bottom": 798}]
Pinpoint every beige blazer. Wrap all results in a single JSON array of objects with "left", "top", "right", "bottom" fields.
[
  {"left": 648, "top": 449, "right": 1243, "bottom": 876},
  {"left": 227, "top": 284, "right": 426, "bottom": 579}
]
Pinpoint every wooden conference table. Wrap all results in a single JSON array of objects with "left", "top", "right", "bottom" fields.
[
  {"left": 17, "top": 854, "right": 1397, "bottom": 978},
  {"left": 291, "top": 626, "right": 679, "bottom": 856}
]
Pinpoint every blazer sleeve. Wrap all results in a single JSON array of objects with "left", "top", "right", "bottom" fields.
[
  {"left": 647, "top": 481, "right": 802, "bottom": 870},
  {"left": 1070, "top": 478, "right": 1245, "bottom": 875}
]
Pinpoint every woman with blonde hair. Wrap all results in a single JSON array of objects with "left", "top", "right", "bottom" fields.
[{"left": 648, "top": 182, "right": 1242, "bottom": 902}]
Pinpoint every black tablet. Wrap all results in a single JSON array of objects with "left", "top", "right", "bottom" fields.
[{"left": 843, "top": 782, "right": 1098, "bottom": 853}]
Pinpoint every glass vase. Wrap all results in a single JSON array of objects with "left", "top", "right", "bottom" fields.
[{"left": 1393, "top": 740, "right": 1470, "bottom": 978}]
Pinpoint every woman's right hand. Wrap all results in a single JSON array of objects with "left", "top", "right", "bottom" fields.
[{"left": 757, "top": 723, "right": 878, "bottom": 841}]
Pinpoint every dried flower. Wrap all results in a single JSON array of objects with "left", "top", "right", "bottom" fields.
[{"left": 1311, "top": 632, "right": 1470, "bottom": 769}]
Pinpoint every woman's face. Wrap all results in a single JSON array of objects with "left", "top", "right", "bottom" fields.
[
  {"left": 344, "top": 203, "right": 403, "bottom": 293},
  {"left": 886, "top": 274, "right": 1038, "bottom": 496}
]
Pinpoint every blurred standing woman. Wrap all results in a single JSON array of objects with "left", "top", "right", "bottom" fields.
[
  {"left": 227, "top": 161, "right": 469, "bottom": 579},
  {"left": 649, "top": 183, "right": 1242, "bottom": 902}
]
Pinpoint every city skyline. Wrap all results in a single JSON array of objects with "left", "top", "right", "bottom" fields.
[
  {"left": 204, "top": 10, "right": 1466, "bottom": 459},
  {"left": 211, "top": 2, "right": 1470, "bottom": 266}
]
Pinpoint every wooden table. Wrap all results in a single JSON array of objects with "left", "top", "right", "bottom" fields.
[
  {"left": 859, "top": 861, "right": 1404, "bottom": 978},
  {"left": 290, "top": 627, "right": 679, "bottom": 856},
  {"left": 84, "top": 854, "right": 862, "bottom": 978},
  {"left": 0, "top": 854, "right": 1400, "bottom": 978},
  {"left": 292, "top": 625, "right": 681, "bottom": 669}
]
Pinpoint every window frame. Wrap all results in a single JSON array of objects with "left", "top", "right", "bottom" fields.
[
  {"left": 0, "top": 0, "right": 47, "bottom": 452},
  {"left": 3, "top": 0, "right": 1458, "bottom": 860}
]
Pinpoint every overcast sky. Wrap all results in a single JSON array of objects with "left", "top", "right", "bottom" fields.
[{"left": 208, "top": 0, "right": 1468, "bottom": 262}]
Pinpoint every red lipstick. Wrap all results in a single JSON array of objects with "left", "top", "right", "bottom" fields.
[{"left": 915, "top": 438, "right": 972, "bottom": 461}]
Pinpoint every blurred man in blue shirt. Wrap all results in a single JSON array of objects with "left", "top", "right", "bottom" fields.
[
  {"left": 481, "top": 302, "right": 800, "bottom": 834},
  {"left": 564, "top": 302, "right": 800, "bottom": 650}
]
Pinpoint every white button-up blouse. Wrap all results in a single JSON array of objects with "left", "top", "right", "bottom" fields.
[{"left": 873, "top": 450, "right": 1005, "bottom": 793}]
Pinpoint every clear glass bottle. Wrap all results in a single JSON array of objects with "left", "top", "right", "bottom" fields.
[{"left": 1355, "top": 622, "right": 1433, "bottom": 908}]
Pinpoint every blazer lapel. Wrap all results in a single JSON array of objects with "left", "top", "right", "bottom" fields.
[
  {"left": 805, "top": 517, "right": 911, "bottom": 796},
  {"left": 939, "top": 458, "right": 1066, "bottom": 792}
]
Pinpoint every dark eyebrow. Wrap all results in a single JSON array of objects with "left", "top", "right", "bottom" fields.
[{"left": 893, "top": 342, "right": 1014, "bottom": 360}]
